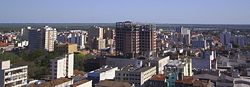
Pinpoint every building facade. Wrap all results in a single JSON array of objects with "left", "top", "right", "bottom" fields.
[
  {"left": 115, "top": 66, "right": 156, "bottom": 87},
  {"left": 50, "top": 53, "right": 74, "bottom": 80},
  {"left": 0, "top": 60, "right": 28, "bottom": 87},
  {"left": 115, "top": 21, "right": 157, "bottom": 57},
  {"left": 28, "top": 26, "right": 57, "bottom": 52}
]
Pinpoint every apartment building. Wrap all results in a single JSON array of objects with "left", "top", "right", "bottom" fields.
[
  {"left": 0, "top": 60, "right": 28, "bottom": 87},
  {"left": 50, "top": 53, "right": 74, "bottom": 80}
]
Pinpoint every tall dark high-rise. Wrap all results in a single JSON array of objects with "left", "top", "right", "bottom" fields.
[
  {"left": 139, "top": 25, "right": 157, "bottom": 56},
  {"left": 115, "top": 21, "right": 157, "bottom": 58}
]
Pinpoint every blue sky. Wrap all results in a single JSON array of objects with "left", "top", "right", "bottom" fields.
[{"left": 0, "top": 0, "right": 250, "bottom": 24}]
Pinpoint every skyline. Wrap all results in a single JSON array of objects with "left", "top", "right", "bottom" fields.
[{"left": 1, "top": 0, "right": 250, "bottom": 24}]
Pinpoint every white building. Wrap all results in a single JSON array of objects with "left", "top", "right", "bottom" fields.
[
  {"left": 50, "top": 53, "right": 74, "bottom": 80},
  {"left": 150, "top": 56, "right": 170, "bottom": 74},
  {"left": 115, "top": 66, "right": 156, "bottom": 87},
  {"left": 87, "top": 66, "right": 118, "bottom": 84},
  {"left": 0, "top": 60, "right": 28, "bottom": 87}
]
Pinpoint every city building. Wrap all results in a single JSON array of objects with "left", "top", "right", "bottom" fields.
[
  {"left": 0, "top": 60, "right": 28, "bottom": 87},
  {"left": 50, "top": 53, "right": 74, "bottom": 80},
  {"left": 233, "top": 35, "right": 246, "bottom": 47},
  {"left": 176, "top": 27, "right": 191, "bottom": 46},
  {"left": 88, "top": 26, "right": 106, "bottom": 50},
  {"left": 56, "top": 43, "right": 78, "bottom": 54},
  {"left": 150, "top": 56, "right": 170, "bottom": 74},
  {"left": 70, "top": 80, "right": 92, "bottom": 87},
  {"left": 192, "top": 51, "right": 215, "bottom": 70},
  {"left": 220, "top": 30, "right": 232, "bottom": 50},
  {"left": 175, "top": 76, "right": 213, "bottom": 87},
  {"left": 87, "top": 66, "right": 118, "bottom": 84},
  {"left": 28, "top": 26, "right": 57, "bottom": 52},
  {"left": 38, "top": 77, "right": 73, "bottom": 87},
  {"left": 116, "top": 21, "right": 140, "bottom": 57},
  {"left": 115, "top": 66, "right": 156, "bottom": 87},
  {"left": 95, "top": 80, "right": 133, "bottom": 87},
  {"left": 146, "top": 74, "right": 166, "bottom": 87},
  {"left": 57, "top": 30, "right": 87, "bottom": 49},
  {"left": 191, "top": 39, "right": 207, "bottom": 49},
  {"left": 139, "top": 25, "right": 157, "bottom": 56},
  {"left": 164, "top": 59, "right": 193, "bottom": 87},
  {"left": 105, "top": 57, "right": 143, "bottom": 68}
]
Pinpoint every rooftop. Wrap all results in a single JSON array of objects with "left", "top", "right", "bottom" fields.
[
  {"left": 38, "top": 78, "right": 71, "bottom": 87},
  {"left": 71, "top": 80, "right": 91, "bottom": 87},
  {"left": 96, "top": 80, "right": 131, "bottom": 87},
  {"left": 89, "top": 66, "right": 117, "bottom": 74},
  {"left": 175, "top": 76, "right": 197, "bottom": 85},
  {"left": 120, "top": 66, "right": 154, "bottom": 72},
  {"left": 150, "top": 74, "right": 165, "bottom": 81}
]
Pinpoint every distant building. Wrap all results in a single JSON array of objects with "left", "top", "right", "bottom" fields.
[
  {"left": 220, "top": 30, "right": 232, "bottom": 50},
  {"left": 192, "top": 51, "right": 215, "bottom": 70},
  {"left": 88, "top": 26, "right": 106, "bottom": 50},
  {"left": 87, "top": 66, "right": 118, "bottom": 85},
  {"left": 0, "top": 60, "right": 28, "bottom": 87},
  {"left": 191, "top": 39, "right": 207, "bottom": 49},
  {"left": 233, "top": 35, "right": 246, "bottom": 47},
  {"left": 105, "top": 57, "right": 143, "bottom": 68},
  {"left": 115, "top": 66, "right": 156, "bottom": 87},
  {"left": 28, "top": 26, "right": 57, "bottom": 52},
  {"left": 57, "top": 43, "right": 78, "bottom": 54},
  {"left": 50, "top": 53, "right": 74, "bottom": 80},
  {"left": 57, "top": 30, "right": 87, "bottom": 49}
]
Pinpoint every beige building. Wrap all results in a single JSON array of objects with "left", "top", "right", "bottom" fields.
[
  {"left": 115, "top": 66, "right": 156, "bottom": 87},
  {"left": 0, "top": 60, "right": 28, "bottom": 87},
  {"left": 57, "top": 43, "right": 78, "bottom": 54}
]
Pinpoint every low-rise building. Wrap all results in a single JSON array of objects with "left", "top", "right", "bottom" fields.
[
  {"left": 95, "top": 80, "right": 133, "bottom": 87},
  {"left": 38, "top": 77, "right": 73, "bottom": 87},
  {"left": 87, "top": 66, "right": 118, "bottom": 85},
  {"left": 150, "top": 56, "right": 170, "bottom": 74},
  {"left": 0, "top": 60, "right": 28, "bottom": 87},
  {"left": 70, "top": 80, "right": 92, "bottom": 87},
  {"left": 164, "top": 58, "right": 192, "bottom": 87},
  {"left": 115, "top": 66, "right": 156, "bottom": 87},
  {"left": 146, "top": 74, "right": 166, "bottom": 87}
]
